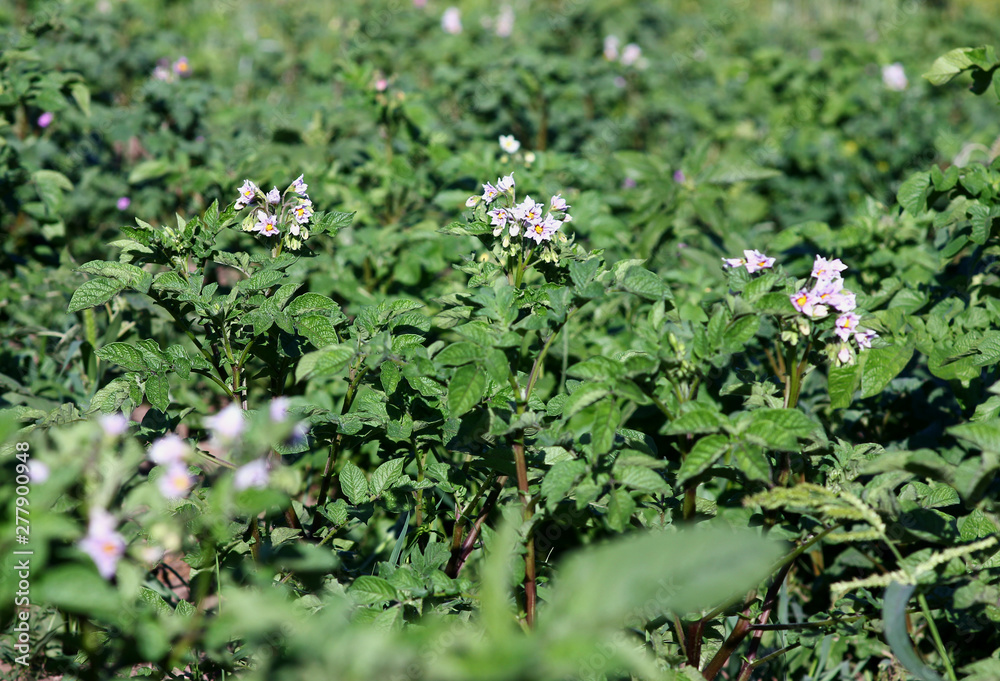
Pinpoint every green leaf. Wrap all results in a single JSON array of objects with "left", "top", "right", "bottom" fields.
[
  {"left": 861, "top": 344, "right": 914, "bottom": 399},
  {"left": 144, "top": 374, "right": 169, "bottom": 413},
  {"left": 370, "top": 458, "right": 405, "bottom": 497},
  {"left": 77, "top": 261, "right": 152, "bottom": 293},
  {"left": 240, "top": 269, "right": 286, "bottom": 291},
  {"left": 34, "top": 565, "right": 121, "bottom": 619},
  {"left": 677, "top": 434, "right": 731, "bottom": 487},
  {"left": 541, "top": 459, "right": 586, "bottom": 510},
  {"left": 339, "top": 461, "right": 370, "bottom": 505},
  {"left": 828, "top": 362, "right": 861, "bottom": 409},
  {"left": 897, "top": 172, "right": 931, "bottom": 216},
  {"left": 296, "top": 344, "right": 354, "bottom": 381},
  {"left": 615, "top": 465, "right": 670, "bottom": 493},
  {"left": 380, "top": 361, "right": 400, "bottom": 395},
  {"left": 96, "top": 343, "right": 149, "bottom": 372},
  {"left": 128, "top": 159, "right": 172, "bottom": 184},
  {"left": 734, "top": 445, "right": 771, "bottom": 482},
  {"left": 288, "top": 293, "right": 338, "bottom": 315},
  {"left": 590, "top": 397, "right": 620, "bottom": 455},
  {"left": 606, "top": 488, "right": 636, "bottom": 531},
  {"left": 948, "top": 420, "right": 1000, "bottom": 453},
  {"left": 883, "top": 582, "right": 945, "bottom": 681},
  {"left": 435, "top": 342, "right": 484, "bottom": 366},
  {"left": 621, "top": 267, "right": 672, "bottom": 302},
  {"left": 567, "top": 356, "right": 624, "bottom": 381},
  {"left": 662, "top": 408, "right": 726, "bottom": 435},
  {"left": 321, "top": 499, "right": 349, "bottom": 527},
  {"left": 348, "top": 576, "right": 398, "bottom": 605},
  {"left": 33, "top": 169, "right": 73, "bottom": 213},
  {"left": 562, "top": 383, "right": 610, "bottom": 419},
  {"left": 88, "top": 375, "right": 137, "bottom": 413},
  {"left": 448, "top": 364, "right": 486, "bottom": 417},
  {"left": 546, "top": 528, "right": 784, "bottom": 629},
  {"left": 68, "top": 278, "right": 125, "bottom": 313},
  {"left": 923, "top": 46, "right": 998, "bottom": 86}
]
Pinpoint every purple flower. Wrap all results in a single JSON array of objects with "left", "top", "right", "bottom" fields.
[
  {"left": 550, "top": 194, "right": 570, "bottom": 212},
  {"left": 37, "top": 112, "right": 54, "bottom": 128},
  {"left": 99, "top": 412, "right": 129, "bottom": 436},
  {"left": 292, "top": 199, "right": 313, "bottom": 225},
  {"left": 836, "top": 344, "right": 852, "bottom": 366},
  {"left": 442, "top": 7, "right": 462, "bottom": 34},
  {"left": 621, "top": 43, "right": 642, "bottom": 66},
  {"left": 28, "top": 460, "right": 50, "bottom": 483},
  {"left": 254, "top": 212, "right": 280, "bottom": 237},
  {"left": 854, "top": 328, "right": 878, "bottom": 349},
  {"left": 811, "top": 256, "right": 847, "bottom": 282},
  {"left": 673, "top": 170, "right": 686, "bottom": 184},
  {"left": 148, "top": 434, "right": 190, "bottom": 466},
  {"left": 290, "top": 174, "right": 308, "bottom": 195},
  {"left": 603, "top": 35, "right": 620, "bottom": 61},
  {"left": 514, "top": 196, "right": 544, "bottom": 225},
  {"left": 158, "top": 463, "right": 194, "bottom": 499},
  {"left": 722, "top": 257, "right": 746, "bottom": 269},
  {"left": 882, "top": 63, "right": 907, "bottom": 92},
  {"left": 234, "top": 458, "right": 270, "bottom": 491},
  {"left": 743, "top": 249, "right": 776, "bottom": 273},
  {"left": 526, "top": 215, "right": 562, "bottom": 245},
  {"left": 270, "top": 396, "right": 290, "bottom": 423},
  {"left": 834, "top": 313, "right": 861, "bottom": 341},
  {"left": 481, "top": 182, "right": 500, "bottom": 204},
  {"left": 172, "top": 57, "right": 191, "bottom": 78},
  {"left": 495, "top": 5, "right": 515, "bottom": 37},
  {"left": 205, "top": 403, "right": 245, "bottom": 441},
  {"left": 266, "top": 187, "right": 281, "bottom": 205},
  {"left": 116, "top": 196, "right": 131, "bottom": 211},
  {"left": 496, "top": 173, "right": 515, "bottom": 193},
  {"left": 790, "top": 289, "right": 827, "bottom": 319},
  {"left": 622, "top": 177, "right": 637, "bottom": 189},
  {"left": 235, "top": 179, "right": 259, "bottom": 210},
  {"left": 78, "top": 509, "right": 126, "bottom": 579},
  {"left": 488, "top": 207, "right": 512, "bottom": 236}
]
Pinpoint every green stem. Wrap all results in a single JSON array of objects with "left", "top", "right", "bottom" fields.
[
  {"left": 311, "top": 359, "right": 369, "bottom": 532},
  {"left": 192, "top": 368, "right": 235, "bottom": 399},
  {"left": 917, "top": 593, "right": 958, "bottom": 681},
  {"left": 525, "top": 308, "right": 578, "bottom": 401}
]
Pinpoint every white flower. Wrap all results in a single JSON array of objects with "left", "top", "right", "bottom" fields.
[
  {"left": 499, "top": 134, "right": 521, "bottom": 154},
  {"left": 234, "top": 458, "right": 270, "bottom": 491},
  {"left": 442, "top": 7, "right": 462, "bottom": 34},
  {"left": 266, "top": 187, "right": 281, "bottom": 204},
  {"left": 204, "top": 403, "right": 245, "bottom": 441},
  {"left": 882, "top": 63, "right": 907, "bottom": 91},
  {"left": 148, "top": 434, "right": 190, "bottom": 466}
]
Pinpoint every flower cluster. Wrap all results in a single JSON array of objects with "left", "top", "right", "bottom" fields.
[
  {"left": 149, "top": 434, "right": 195, "bottom": 499},
  {"left": 465, "top": 172, "right": 572, "bottom": 256},
  {"left": 152, "top": 56, "right": 192, "bottom": 83},
  {"left": 723, "top": 251, "right": 879, "bottom": 366},
  {"left": 788, "top": 256, "right": 877, "bottom": 365},
  {"left": 723, "top": 249, "right": 776, "bottom": 274},
  {"left": 603, "top": 36, "right": 645, "bottom": 67},
  {"left": 233, "top": 174, "right": 313, "bottom": 251}
]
